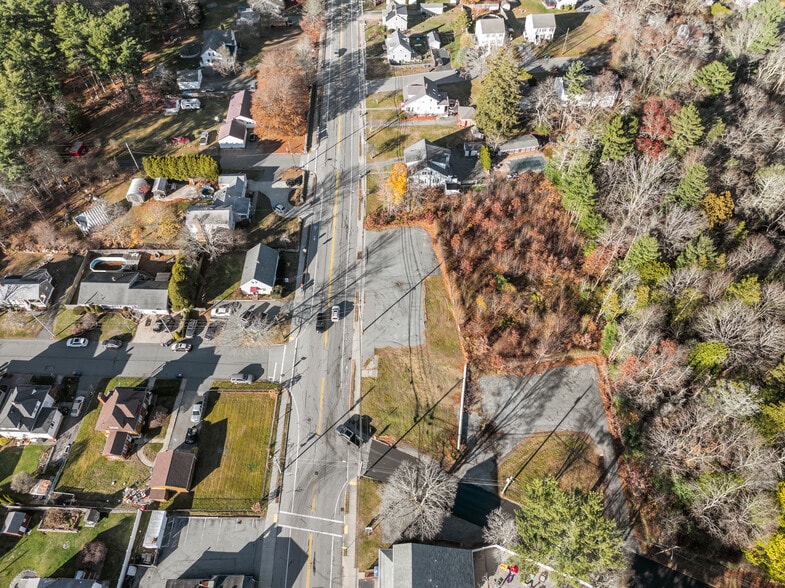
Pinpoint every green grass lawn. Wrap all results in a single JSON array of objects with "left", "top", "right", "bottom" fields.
[
  {"left": 0, "top": 311, "right": 43, "bottom": 339},
  {"left": 0, "top": 444, "right": 47, "bottom": 500},
  {"left": 57, "top": 378, "right": 151, "bottom": 503},
  {"left": 175, "top": 392, "right": 278, "bottom": 512},
  {"left": 409, "top": 8, "right": 459, "bottom": 35},
  {"left": 0, "top": 513, "right": 134, "bottom": 586},
  {"left": 201, "top": 252, "right": 245, "bottom": 304},
  {"left": 361, "top": 277, "right": 464, "bottom": 461},
  {"left": 357, "top": 478, "right": 384, "bottom": 572},
  {"left": 498, "top": 432, "right": 604, "bottom": 505},
  {"left": 99, "top": 313, "right": 138, "bottom": 340},
  {"left": 52, "top": 307, "right": 82, "bottom": 339},
  {"left": 367, "top": 125, "right": 470, "bottom": 163},
  {"left": 248, "top": 200, "right": 301, "bottom": 250},
  {"left": 366, "top": 91, "right": 402, "bottom": 110}
]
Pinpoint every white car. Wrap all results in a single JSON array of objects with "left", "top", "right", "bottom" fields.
[
  {"left": 70, "top": 396, "right": 85, "bottom": 417},
  {"left": 210, "top": 305, "right": 233, "bottom": 318},
  {"left": 273, "top": 204, "right": 286, "bottom": 214},
  {"left": 66, "top": 337, "right": 89, "bottom": 348},
  {"left": 331, "top": 305, "right": 340, "bottom": 322},
  {"left": 191, "top": 401, "right": 204, "bottom": 423},
  {"left": 199, "top": 131, "right": 209, "bottom": 146}
]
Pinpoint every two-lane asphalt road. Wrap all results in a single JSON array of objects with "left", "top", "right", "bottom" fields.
[{"left": 269, "top": 0, "right": 367, "bottom": 584}]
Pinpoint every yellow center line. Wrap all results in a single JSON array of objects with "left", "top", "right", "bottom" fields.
[
  {"left": 305, "top": 533, "right": 314, "bottom": 588},
  {"left": 324, "top": 108, "right": 343, "bottom": 348}
]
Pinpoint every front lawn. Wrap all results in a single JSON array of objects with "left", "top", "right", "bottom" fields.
[
  {"left": 99, "top": 312, "right": 138, "bottom": 340},
  {"left": 0, "top": 444, "right": 48, "bottom": 501},
  {"left": 367, "top": 125, "right": 469, "bottom": 163},
  {"left": 174, "top": 392, "right": 278, "bottom": 512},
  {"left": 57, "top": 378, "right": 151, "bottom": 503},
  {"left": 0, "top": 311, "right": 43, "bottom": 339},
  {"left": 366, "top": 91, "right": 402, "bottom": 110},
  {"left": 361, "top": 276, "right": 464, "bottom": 461},
  {"left": 0, "top": 513, "right": 134, "bottom": 586},
  {"left": 201, "top": 252, "right": 245, "bottom": 304},
  {"left": 248, "top": 200, "right": 301, "bottom": 249},
  {"left": 497, "top": 431, "right": 604, "bottom": 506},
  {"left": 357, "top": 478, "right": 385, "bottom": 572}
]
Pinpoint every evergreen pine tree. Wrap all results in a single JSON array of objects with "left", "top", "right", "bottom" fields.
[
  {"left": 475, "top": 46, "right": 522, "bottom": 139},
  {"left": 666, "top": 103, "right": 704, "bottom": 157},
  {"left": 600, "top": 114, "right": 638, "bottom": 161}
]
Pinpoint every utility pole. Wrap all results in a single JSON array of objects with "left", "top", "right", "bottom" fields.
[
  {"left": 501, "top": 476, "right": 514, "bottom": 496},
  {"left": 562, "top": 28, "right": 570, "bottom": 54},
  {"left": 125, "top": 142, "right": 140, "bottom": 170}
]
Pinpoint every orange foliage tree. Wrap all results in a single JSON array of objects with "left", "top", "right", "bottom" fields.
[
  {"left": 386, "top": 162, "right": 408, "bottom": 208},
  {"left": 251, "top": 49, "right": 309, "bottom": 139}
]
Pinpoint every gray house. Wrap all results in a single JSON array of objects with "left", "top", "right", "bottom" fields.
[
  {"left": 0, "top": 385, "right": 63, "bottom": 442},
  {"left": 1, "top": 511, "right": 31, "bottom": 537},
  {"left": 386, "top": 31, "right": 415, "bottom": 64},
  {"left": 76, "top": 272, "right": 170, "bottom": 314},
  {"left": 200, "top": 29, "right": 238, "bottom": 68},
  {"left": 379, "top": 543, "right": 475, "bottom": 588},
  {"left": 240, "top": 243, "right": 280, "bottom": 296},
  {"left": 500, "top": 134, "right": 539, "bottom": 154},
  {"left": 383, "top": 4, "right": 410, "bottom": 30},
  {"left": 404, "top": 139, "right": 457, "bottom": 188},
  {"left": 0, "top": 269, "right": 54, "bottom": 310}
]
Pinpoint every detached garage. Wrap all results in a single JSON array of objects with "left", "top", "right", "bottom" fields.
[
  {"left": 240, "top": 243, "right": 279, "bottom": 296},
  {"left": 217, "top": 119, "right": 247, "bottom": 149}
]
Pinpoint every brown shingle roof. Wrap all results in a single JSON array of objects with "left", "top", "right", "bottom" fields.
[
  {"left": 102, "top": 431, "right": 131, "bottom": 458},
  {"left": 226, "top": 90, "right": 252, "bottom": 122},
  {"left": 95, "top": 387, "right": 149, "bottom": 435},
  {"left": 150, "top": 450, "right": 197, "bottom": 492}
]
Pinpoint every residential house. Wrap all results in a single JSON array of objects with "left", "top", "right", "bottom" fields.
[
  {"left": 457, "top": 105, "right": 476, "bottom": 127},
  {"left": 214, "top": 174, "right": 252, "bottom": 222},
  {"left": 95, "top": 386, "right": 152, "bottom": 460},
  {"left": 542, "top": 0, "right": 577, "bottom": 8},
  {"left": 149, "top": 450, "right": 197, "bottom": 501},
  {"left": 385, "top": 31, "right": 415, "bottom": 64},
  {"left": 0, "top": 385, "right": 63, "bottom": 442},
  {"left": 404, "top": 139, "right": 458, "bottom": 188},
  {"left": 218, "top": 119, "right": 247, "bottom": 149},
  {"left": 426, "top": 30, "right": 441, "bottom": 49},
  {"left": 500, "top": 133, "right": 539, "bottom": 154},
  {"left": 0, "top": 269, "right": 54, "bottom": 310},
  {"left": 378, "top": 543, "right": 475, "bottom": 588},
  {"left": 402, "top": 77, "right": 450, "bottom": 116},
  {"left": 200, "top": 29, "right": 238, "bottom": 68},
  {"left": 76, "top": 272, "right": 170, "bottom": 314},
  {"left": 240, "top": 243, "right": 280, "bottom": 296},
  {"left": 176, "top": 69, "right": 202, "bottom": 91},
  {"left": 524, "top": 13, "right": 557, "bottom": 43},
  {"left": 1, "top": 511, "right": 31, "bottom": 537},
  {"left": 236, "top": 6, "right": 261, "bottom": 25},
  {"left": 226, "top": 90, "right": 256, "bottom": 128},
  {"left": 420, "top": 3, "right": 445, "bottom": 15},
  {"left": 553, "top": 72, "right": 620, "bottom": 107},
  {"left": 382, "top": 4, "right": 410, "bottom": 31},
  {"left": 474, "top": 15, "right": 507, "bottom": 51},
  {"left": 185, "top": 206, "right": 236, "bottom": 241}
]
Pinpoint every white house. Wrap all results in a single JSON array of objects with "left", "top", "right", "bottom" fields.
[
  {"left": 420, "top": 3, "right": 445, "bottom": 15},
  {"left": 0, "top": 269, "right": 54, "bottom": 310},
  {"left": 524, "top": 13, "right": 557, "bottom": 43},
  {"left": 383, "top": 4, "right": 410, "bottom": 30},
  {"left": 554, "top": 73, "right": 620, "bottom": 108},
  {"left": 404, "top": 139, "right": 457, "bottom": 188},
  {"left": 386, "top": 31, "right": 415, "bottom": 64},
  {"left": 542, "top": 0, "right": 577, "bottom": 8},
  {"left": 475, "top": 16, "right": 507, "bottom": 51},
  {"left": 426, "top": 30, "right": 441, "bottom": 49},
  {"left": 200, "top": 29, "right": 238, "bottom": 68},
  {"left": 176, "top": 69, "right": 202, "bottom": 90},
  {"left": 214, "top": 173, "right": 252, "bottom": 222},
  {"left": 236, "top": 6, "right": 261, "bottom": 25},
  {"left": 402, "top": 77, "right": 450, "bottom": 116},
  {"left": 240, "top": 243, "right": 280, "bottom": 296},
  {"left": 0, "top": 385, "right": 63, "bottom": 443},
  {"left": 218, "top": 119, "right": 247, "bottom": 148}
]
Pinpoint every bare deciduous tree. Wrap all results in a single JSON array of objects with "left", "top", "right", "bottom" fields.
[
  {"left": 656, "top": 205, "right": 707, "bottom": 258},
  {"left": 462, "top": 45, "right": 495, "bottom": 80},
  {"left": 10, "top": 472, "right": 36, "bottom": 493},
  {"left": 381, "top": 460, "right": 457, "bottom": 541},
  {"left": 212, "top": 45, "right": 240, "bottom": 77},
  {"left": 482, "top": 506, "right": 519, "bottom": 548},
  {"left": 180, "top": 226, "right": 235, "bottom": 263}
]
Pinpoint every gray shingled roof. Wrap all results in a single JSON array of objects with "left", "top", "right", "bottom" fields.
[
  {"left": 241, "top": 243, "right": 280, "bottom": 290},
  {"left": 529, "top": 13, "right": 557, "bottom": 29},
  {"left": 385, "top": 31, "right": 413, "bottom": 53},
  {"left": 214, "top": 174, "right": 251, "bottom": 219},
  {"left": 380, "top": 543, "right": 475, "bottom": 588},
  {"left": 0, "top": 269, "right": 52, "bottom": 306},
  {"left": 0, "top": 385, "right": 56, "bottom": 436},
  {"left": 203, "top": 29, "right": 236, "bottom": 53},
  {"left": 76, "top": 272, "right": 169, "bottom": 312},
  {"left": 501, "top": 133, "right": 539, "bottom": 151},
  {"left": 476, "top": 16, "right": 506, "bottom": 36},
  {"left": 403, "top": 77, "right": 448, "bottom": 105}
]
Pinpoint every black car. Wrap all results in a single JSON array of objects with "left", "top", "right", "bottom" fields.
[
  {"left": 205, "top": 323, "right": 221, "bottom": 341},
  {"left": 316, "top": 312, "right": 327, "bottom": 333},
  {"left": 185, "top": 426, "right": 199, "bottom": 445},
  {"left": 336, "top": 415, "right": 373, "bottom": 447},
  {"left": 240, "top": 309, "right": 255, "bottom": 326},
  {"left": 102, "top": 338, "right": 123, "bottom": 349},
  {"left": 337, "top": 424, "right": 361, "bottom": 447}
]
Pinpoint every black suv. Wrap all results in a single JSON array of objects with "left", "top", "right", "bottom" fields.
[
  {"left": 316, "top": 312, "right": 327, "bottom": 333},
  {"left": 336, "top": 415, "right": 373, "bottom": 447}
]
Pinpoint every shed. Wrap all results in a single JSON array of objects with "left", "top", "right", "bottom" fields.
[
  {"left": 1, "top": 511, "right": 31, "bottom": 537},
  {"left": 126, "top": 178, "right": 150, "bottom": 206},
  {"left": 163, "top": 99, "right": 180, "bottom": 116},
  {"left": 143, "top": 511, "right": 168, "bottom": 550},
  {"left": 84, "top": 509, "right": 100, "bottom": 528},
  {"left": 74, "top": 200, "right": 112, "bottom": 235},
  {"left": 176, "top": 68, "right": 202, "bottom": 90},
  {"left": 240, "top": 243, "right": 279, "bottom": 296},
  {"left": 500, "top": 134, "right": 539, "bottom": 154},
  {"left": 150, "top": 450, "right": 197, "bottom": 499},
  {"left": 151, "top": 178, "right": 168, "bottom": 199}
]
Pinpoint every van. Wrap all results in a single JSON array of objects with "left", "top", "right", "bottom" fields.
[{"left": 230, "top": 373, "right": 253, "bottom": 384}]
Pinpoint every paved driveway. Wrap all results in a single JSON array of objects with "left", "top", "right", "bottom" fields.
[{"left": 138, "top": 516, "right": 267, "bottom": 586}]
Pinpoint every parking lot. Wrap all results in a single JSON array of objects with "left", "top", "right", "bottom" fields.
[{"left": 138, "top": 516, "right": 267, "bottom": 586}]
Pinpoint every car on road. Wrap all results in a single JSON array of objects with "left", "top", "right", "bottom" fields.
[
  {"left": 185, "top": 426, "right": 199, "bottom": 444},
  {"left": 102, "top": 338, "right": 123, "bottom": 349},
  {"left": 171, "top": 342, "right": 193, "bottom": 353},
  {"left": 191, "top": 401, "right": 204, "bottom": 423},
  {"left": 273, "top": 204, "right": 286, "bottom": 214},
  {"left": 316, "top": 312, "right": 327, "bottom": 333},
  {"left": 66, "top": 337, "right": 89, "bottom": 348},
  {"left": 249, "top": 133, "right": 258, "bottom": 142},
  {"left": 230, "top": 373, "right": 254, "bottom": 384},
  {"left": 336, "top": 414, "right": 373, "bottom": 447},
  {"left": 331, "top": 305, "right": 340, "bottom": 322},
  {"left": 71, "top": 396, "right": 85, "bottom": 417},
  {"left": 210, "top": 304, "right": 234, "bottom": 318},
  {"left": 199, "top": 131, "right": 209, "bottom": 146},
  {"left": 64, "top": 443, "right": 72, "bottom": 454}
]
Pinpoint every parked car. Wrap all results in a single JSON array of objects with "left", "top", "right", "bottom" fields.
[
  {"left": 240, "top": 309, "right": 255, "bottom": 326},
  {"left": 185, "top": 426, "right": 199, "bottom": 444},
  {"left": 66, "top": 337, "right": 89, "bottom": 348},
  {"left": 205, "top": 323, "right": 220, "bottom": 341},
  {"left": 210, "top": 304, "right": 234, "bottom": 318},
  {"left": 230, "top": 373, "right": 254, "bottom": 384},
  {"left": 71, "top": 396, "right": 85, "bottom": 417},
  {"left": 191, "top": 401, "right": 204, "bottom": 423},
  {"left": 316, "top": 312, "right": 327, "bottom": 333},
  {"left": 336, "top": 414, "right": 372, "bottom": 447},
  {"left": 199, "top": 131, "right": 209, "bottom": 146},
  {"left": 273, "top": 204, "right": 286, "bottom": 214},
  {"left": 171, "top": 342, "right": 193, "bottom": 353},
  {"left": 331, "top": 305, "right": 340, "bottom": 322},
  {"left": 185, "top": 319, "right": 198, "bottom": 338},
  {"left": 102, "top": 338, "right": 123, "bottom": 349}
]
